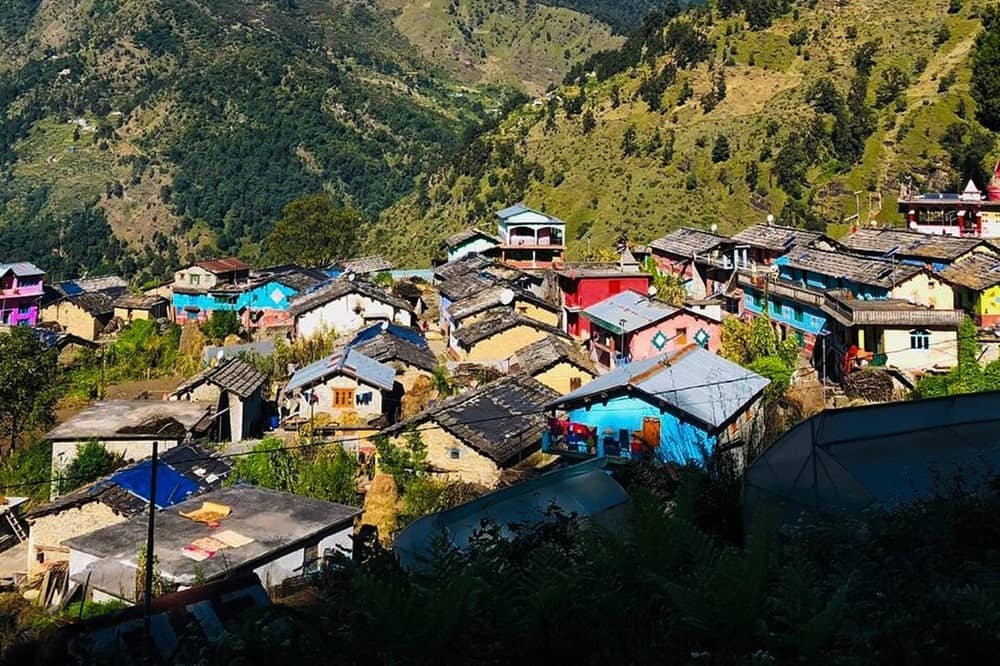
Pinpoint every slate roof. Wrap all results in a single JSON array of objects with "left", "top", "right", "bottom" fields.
[
  {"left": 939, "top": 253, "right": 1000, "bottom": 291},
  {"left": 0, "top": 261, "right": 44, "bottom": 277},
  {"left": 442, "top": 228, "right": 503, "bottom": 249},
  {"left": 27, "top": 444, "right": 231, "bottom": 519},
  {"left": 447, "top": 285, "right": 557, "bottom": 323},
  {"left": 453, "top": 311, "right": 567, "bottom": 348},
  {"left": 58, "top": 275, "right": 127, "bottom": 295},
  {"left": 778, "top": 247, "right": 922, "bottom": 289},
  {"left": 555, "top": 262, "right": 649, "bottom": 278},
  {"left": 112, "top": 294, "right": 167, "bottom": 310},
  {"left": 582, "top": 290, "right": 680, "bottom": 334},
  {"left": 385, "top": 375, "right": 559, "bottom": 465},
  {"left": 508, "top": 335, "right": 596, "bottom": 376},
  {"left": 262, "top": 265, "right": 331, "bottom": 292},
  {"left": 171, "top": 358, "right": 268, "bottom": 400},
  {"left": 345, "top": 323, "right": 437, "bottom": 372},
  {"left": 838, "top": 228, "right": 989, "bottom": 263},
  {"left": 196, "top": 257, "right": 249, "bottom": 274},
  {"left": 285, "top": 347, "right": 396, "bottom": 394},
  {"left": 335, "top": 255, "right": 394, "bottom": 275},
  {"left": 66, "top": 290, "right": 118, "bottom": 316},
  {"left": 649, "top": 228, "right": 729, "bottom": 258},
  {"left": 549, "top": 346, "right": 770, "bottom": 432},
  {"left": 288, "top": 278, "right": 413, "bottom": 317},
  {"left": 433, "top": 253, "right": 495, "bottom": 282},
  {"left": 63, "top": 486, "right": 361, "bottom": 596},
  {"left": 730, "top": 225, "right": 826, "bottom": 251}
]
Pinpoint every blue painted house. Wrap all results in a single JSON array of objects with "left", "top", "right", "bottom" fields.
[{"left": 543, "top": 346, "right": 769, "bottom": 468}]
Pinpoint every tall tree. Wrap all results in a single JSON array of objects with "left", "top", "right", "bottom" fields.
[
  {"left": 0, "top": 327, "right": 58, "bottom": 454},
  {"left": 264, "top": 194, "right": 361, "bottom": 267},
  {"left": 973, "top": 6, "right": 1000, "bottom": 130}
]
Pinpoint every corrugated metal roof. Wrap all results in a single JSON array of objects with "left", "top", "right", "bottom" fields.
[
  {"left": 495, "top": 202, "right": 564, "bottom": 224},
  {"left": 582, "top": 290, "right": 679, "bottom": 334},
  {"left": 0, "top": 261, "right": 44, "bottom": 277},
  {"left": 284, "top": 348, "right": 396, "bottom": 394},
  {"left": 550, "top": 347, "right": 769, "bottom": 430}
]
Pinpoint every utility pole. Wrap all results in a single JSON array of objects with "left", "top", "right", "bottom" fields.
[{"left": 143, "top": 440, "right": 159, "bottom": 649}]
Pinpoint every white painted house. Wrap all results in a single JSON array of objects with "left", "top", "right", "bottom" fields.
[
  {"left": 284, "top": 347, "right": 400, "bottom": 426},
  {"left": 289, "top": 278, "right": 415, "bottom": 339}
]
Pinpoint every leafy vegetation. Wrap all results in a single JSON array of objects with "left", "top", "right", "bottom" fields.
[
  {"left": 0, "top": 439, "right": 51, "bottom": 505},
  {"left": 58, "top": 440, "right": 122, "bottom": 493},
  {"left": 721, "top": 315, "right": 799, "bottom": 402},
  {"left": 264, "top": 195, "right": 361, "bottom": 267},
  {"left": 912, "top": 316, "right": 1000, "bottom": 398},
  {"left": 228, "top": 437, "right": 361, "bottom": 506},
  {"left": 0, "top": 327, "right": 57, "bottom": 453}
]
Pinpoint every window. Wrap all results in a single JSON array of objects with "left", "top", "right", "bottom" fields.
[
  {"left": 569, "top": 376, "right": 582, "bottom": 391},
  {"left": 910, "top": 329, "right": 930, "bottom": 350},
  {"left": 449, "top": 448, "right": 461, "bottom": 460},
  {"left": 18, "top": 305, "right": 30, "bottom": 314},
  {"left": 793, "top": 306, "right": 804, "bottom": 323},
  {"left": 303, "top": 543, "right": 319, "bottom": 573},
  {"left": 333, "top": 388, "right": 355, "bottom": 408},
  {"left": 190, "top": 274, "right": 201, "bottom": 285},
  {"left": 676, "top": 328, "right": 687, "bottom": 346}
]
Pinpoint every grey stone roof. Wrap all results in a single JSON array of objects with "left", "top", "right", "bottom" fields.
[
  {"left": 288, "top": 278, "right": 413, "bottom": 317},
  {"left": 433, "top": 253, "right": 495, "bottom": 282},
  {"left": 171, "top": 358, "right": 268, "bottom": 400},
  {"left": 112, "top": 294, "right": 167, "bottom": 310},
  {"left": 384, "top": 375, "right": 559, "bottom": 465},
  {"left": 335, "top": 255, "right": 393, "bottom": 275},
  {"left": 730, "top": 225, "right": 827, "bottom": 252},
  {"left": 649, "top": 228, "right": 729, "bottom": 258},
  {"left": 839, "top": 227, "right": 989, "bottom": 263},
  {"left": 67, "top": 290, "right": 119, "bottom": 317},
  {"left": 779, "top": 247, "right": 922, "bottom": 289},
  {"left": 346, "top": 330, "right": 437, "bottom": 373},
  {"left": 47, "top": 401, "right": 214, "bottom": 441},
  {"left": 442, "top": 228, "right": 502, "bottom": 249},
  {"left": 939, "top": 253, "right": 1000, "bottom": 291},
  {"left": 508, "top": 335, "right": 597, "bottom": 376},
  {"left": 262, "top": 265, "right": 331, "bottom": 292},
  {"left": 447, "top": 285, "right": 557, "bottom": 323},
  {"left": 453, "top": 311, "right": 567, "bottom": 348}
]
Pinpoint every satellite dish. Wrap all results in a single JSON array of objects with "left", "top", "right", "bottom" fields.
[
  {"left": 380, "top": 320, "right": 390, "bottom": 331},
  {"left": 647, "top": 285, "right": 658, "bottom": 297},
  {"left": 347, "top": 272, "right": 356, "bottom": 282},
  {"left": 499, "top": 288, "right": 515, "bottom": 306},
  {"left": 710, "top": 223, "right": 718, "bottom": 233},
  {"left": 766, "top": 214, "right": 775, "bottom": 225}
]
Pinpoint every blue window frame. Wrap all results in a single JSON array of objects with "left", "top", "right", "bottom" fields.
[{"left": 909, "top": 329, "right": 930, "bottom": 350}]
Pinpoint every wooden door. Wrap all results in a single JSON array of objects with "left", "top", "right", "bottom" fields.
[{"left": 642, "top": 417, "right": 660, "bottom": 448}]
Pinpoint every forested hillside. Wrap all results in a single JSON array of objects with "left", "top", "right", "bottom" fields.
[{"left": 369, "top": 0, "right": 1000, "bottom": 265}]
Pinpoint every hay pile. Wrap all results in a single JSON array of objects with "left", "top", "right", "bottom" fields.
[{"left": 361, "top": 473, "right": 400, "bottom": 547}]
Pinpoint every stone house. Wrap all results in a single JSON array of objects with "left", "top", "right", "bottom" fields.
[
  {"left": 167, "top": 358, "right": 268, "bottom": 443},
  {"left": 450, "top": 311, "right": 569, "bottom": 362},
  {"left": 342, "top": 323, "right": 438, "bottom": 391},
  {"left": 289, "top": 279, "right": 415, "bottom": 339},
  {"left": 505, "top": 335, "right": 597, "bottom": 395}
]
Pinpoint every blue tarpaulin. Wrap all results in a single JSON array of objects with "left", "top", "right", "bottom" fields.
[{"left": 111, "top": 462, "right": 200, "bottom": 509}]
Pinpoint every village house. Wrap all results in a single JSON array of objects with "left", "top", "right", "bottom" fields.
[
  {"left": 434, "top": 254, "right": 546, "bottom": 331},
  {"left": 342, "top": 323, "right": 437, "bottom": 391},
  {"left": 581, "top": 290, "right": 722, "bottom": 372},
  {"left": 443, "top": 284, "right": 560, "bottom": 340},
  {"left": 505, "top": 335, "right": 597, "bottom": 395},
  {"left": 648, "top": 228, "right": 734, "bottom": 299},
  {"left": 283, "top": 347, "right": 401, "bottom": 428},
  {"left": 940, "top": 253, "right": 1000, "bottom": 327},
  {"left": 729, "top": 224, "right": 839, "bottom": 267},
  {"left": 32, "top": 328, "right": 99, "bottom": 365},
  {"left": 40, "top": 276, "right": 127, "bottom": 341},
  {"left": 47, "top": 401, "right": 218, "bottom": 496},
  {"left": 167, "top": 358, "right": 268, "bottom": 443},
  {"left": 330, "top": 255, "right": 394, "bottom": 277},
  {"left": 24, "top": 444, "right": 230, "bottom": 577},
  {"left": 554, "top": 258, "right": 652, "bottom": 339},
  {"left": 898, "top": 176, "right": 1000, "bottom": 238},
  {"left": 737, "top": 246, "right": 964, "bottom": 379},
  {"left": 837, "top": 227, "right": 996, "bottom": 269},
  {"left": 391, "top": 279, "right": 427, "bottom": 315},
  {"left": 0, "top": 262, "right": 45, "bottom": 326},
  {"left": 289, "top": 278, "right": 415, "bottom": 339},
  {"left": 450, "top": 310, "right": 569, "bottom": 362},
  {"left": 111, "top": 294, "right": 169, "bottom": 323},
  {"left": 381, "top": 375, "right": 560, "bottom": 486},
  {"left": 544, "top": 346, "right": 769, "bottom": 468},
  {"left": 63, "top": 486, "right": 361, "bottom": 603},
  {"left": 493, "top": 203, "right": 566, "bottom": 269},
  {"left": 441, "top": 228, "right": 502, "bottom": 263}
]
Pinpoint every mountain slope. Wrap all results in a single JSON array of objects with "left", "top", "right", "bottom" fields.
[{"left": 369, "top": 0, "right": 995, "bottom": 265}]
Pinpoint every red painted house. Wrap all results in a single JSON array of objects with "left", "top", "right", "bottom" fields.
[{"left": 555, "top": 262, "right": 651, "bottom": 340}]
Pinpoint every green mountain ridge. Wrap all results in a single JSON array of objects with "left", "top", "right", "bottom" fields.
[
  {"left": 367, "top": 0, "right": 998, "bottom": 265},
  {"left": 0, "top": 0, "right": 653, "bottom": 281}
]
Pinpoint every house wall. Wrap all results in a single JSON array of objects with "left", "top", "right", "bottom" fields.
[
  {"left": 891, "top": 272, "right": 955, "bottom": 310},
  {"left": 288, "top": 375, "right": 385, "bottom": 422},
  {"left": 533, "top": 362, "right": 595, "bottom": 395},
  {"left": 881, "top": 327, "right": 958, "bottom": 371},
  {"left": 626, "top": 312, "right": 721, "bottom": 361},
  {"left": 0, "top": 273, "right": 43, "bottom": 326},
  {"left": 253, "top": 524, "right": 354, "bottom": 590},
  {"left": 449, "top": 238, "right": 498, "bottom": 262},
  {"left": 174, "top": 266, "right": 218, "bottom": 291},
  {"left": 972, "top": 284, "right": 1000, "bottom": 327},
  {"left": 27, "top": 503, "right": 127, "bottom": 576},
  {"left": 713, "top": 394, "right": 767, "bottom": 469},
  {"left": 393, "top": 425, "right": 503, "bottom": 486},
  {"left": 462, "top": 325, "right": 550, "bottom": 362},
  {"left": 173, "top": 281, "right": 299, "bottom": 326},
  {"left": 68, "top": 548, "right": 100, "bottom": 579},
  {"left": 567, "top": 395, "right": 717, "bottom": 466},
  {"left": 742, "top": 286, "right": 827, "bottom": 350},
  {"left": 51, "top": 438, "right": 183, "bottom": 497},
  {"left": 40, "top": 300, "right": 102, "bottom": 340},
  {"left": 296, "top": 294, "right": 413, "bottom": 339}
]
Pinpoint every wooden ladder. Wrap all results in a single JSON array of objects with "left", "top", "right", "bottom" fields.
[{"left": 2, "top": 508, "right": 26, "bottom": 543}]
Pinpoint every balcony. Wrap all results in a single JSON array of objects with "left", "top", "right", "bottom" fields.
[{"left": 542, "top": 421, "right": 641, "bottom": 461}]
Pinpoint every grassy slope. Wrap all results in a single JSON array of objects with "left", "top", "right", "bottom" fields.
[
  {"left": 380, "top": 0, "right": 624, "bottom": 96},
  {"left": 371, "top": 0, "right": 992, "bottom": 265}
]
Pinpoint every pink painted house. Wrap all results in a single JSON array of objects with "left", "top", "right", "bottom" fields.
[
  {"left": 0, "top": 262, "right": 45, "bottom": 327},
  {"left": 581, "top": 290, "right": 721, "bottom": 372}
]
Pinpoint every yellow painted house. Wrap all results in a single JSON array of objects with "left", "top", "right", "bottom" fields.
[
  {"left": 450, "top": 311, "right": 569, "bottom": 362},
  {"left": 380, "top": 375, "right": 559, "bottom": 487},
  {"left": 940, "top": 253, "right": 1000, "bottom": 327},
  {"left": 506, "top": 335, "right": 597, "bottom": 395}
]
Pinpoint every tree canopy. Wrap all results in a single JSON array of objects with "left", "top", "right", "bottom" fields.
[
  {"left": 264, "top": 194, "right": 362, "bottom": 267},
  {"left": 0, "top": 327, "right": 58, "bottom": 453}
]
